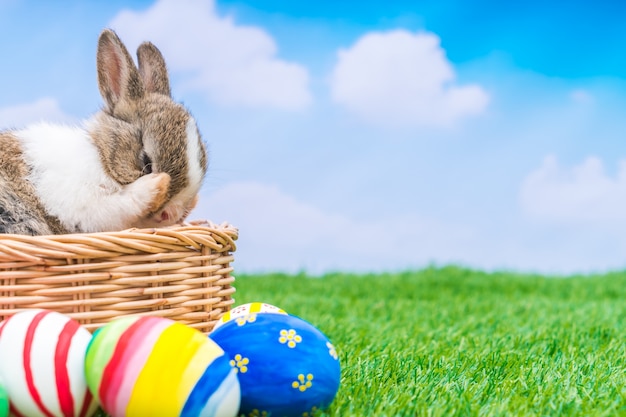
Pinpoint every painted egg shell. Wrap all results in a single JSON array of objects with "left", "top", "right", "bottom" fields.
[
  {"left": 212, "top": 302, "right": 287, "bottom": 331},
  {"left": 210, "top": 313, "right": 341, "bottom": 417},
  {"left": 0, "top": 309, "right": 98, "bottom": 417},
  {"left": 85, "top": 316, "right": 240, "bottom": 417},
  {"left": 0, "top": 376, "right": 8, "bottom": 417}
]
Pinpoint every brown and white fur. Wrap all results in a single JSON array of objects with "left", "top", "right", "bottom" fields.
[{"left": 0, "top": 29, "right": 207, "bottom": 235}]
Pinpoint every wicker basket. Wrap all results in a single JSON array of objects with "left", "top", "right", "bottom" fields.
[{"left": 0, "top": 220, "right": 237, "bottom": 333}]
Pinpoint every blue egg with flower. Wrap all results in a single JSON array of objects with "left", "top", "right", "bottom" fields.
[{"left": 210, "top": 313, "right": 341, "bottom": 417}]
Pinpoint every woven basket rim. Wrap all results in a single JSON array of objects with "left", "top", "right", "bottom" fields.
[{"left": 0, "top": 220, "right": 237, "bottom": 263}]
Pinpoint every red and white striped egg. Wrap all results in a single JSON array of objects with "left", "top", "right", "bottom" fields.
[{"left": 0, "top": 310, "right": 98, "bottom": 417}]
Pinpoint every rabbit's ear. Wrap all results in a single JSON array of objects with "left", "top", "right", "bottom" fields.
[
  {"left": 97, "top": 29, "right": 144, "bottom": 110},
  {"left": 137, "top": 42, "right": 171, "bottom": 96}
]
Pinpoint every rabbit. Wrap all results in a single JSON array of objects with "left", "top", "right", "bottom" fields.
[{"left": 0, "top": 29, "right": 208, "bottom": 235}]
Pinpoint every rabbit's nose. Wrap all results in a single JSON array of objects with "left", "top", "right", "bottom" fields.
[{"left": 160, "top": 211, "right": 170, "bottom": 222}]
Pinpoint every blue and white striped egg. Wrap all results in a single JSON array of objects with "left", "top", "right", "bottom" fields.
[{"left": 210, "top": 313, "right": 340, "bottom": 417}]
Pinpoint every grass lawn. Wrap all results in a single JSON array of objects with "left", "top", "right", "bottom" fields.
[{"left": 233, "top": 267, "right": 626, "bottom": 416}]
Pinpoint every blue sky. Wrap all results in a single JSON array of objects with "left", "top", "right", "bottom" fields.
[{"left": 2, "top": 0, "right": 626, "bottom": 274}]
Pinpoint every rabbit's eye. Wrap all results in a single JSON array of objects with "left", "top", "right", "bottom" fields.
[{"left": 141, "top": 152, "right": 153, "bottom": 175}]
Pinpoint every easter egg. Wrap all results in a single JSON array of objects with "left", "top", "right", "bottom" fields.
[
  {"left": 85, "top": 316, "right": 240, "bottom": 417},
  {"left": 212, "top": 302, "right": 287, "bottom": 331},
  {"left": 210, "top": 313, "right": 340, "bottom": 417},
  {"left": 0, "top": 309, "right": 98, "bottom": 417},
  {"left": 0, "top": 376, "right": 8, "bottom": 417}
]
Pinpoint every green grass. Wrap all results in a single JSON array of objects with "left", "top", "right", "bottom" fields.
[{"left": 232, "top": 267, "right": 626, "bottom": 416}]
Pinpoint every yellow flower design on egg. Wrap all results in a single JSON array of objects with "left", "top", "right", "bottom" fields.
[
  {"left": 302, "top": 406, "right": 319, "bottom": 417},
  {"left": 292, "top": 373, "right": 314, "bottom": 392},
  {"left": 326, "top": 342, "right": 338, "bottom": 360},
  {"left": 236, "top": 314, "right": 257, "bottom": 326},
  {"left": 229, "top": 354, "right": 249, "bottom": 373},
  {"left": 278, "top": 329, "right": 302, "bottom": 348}
]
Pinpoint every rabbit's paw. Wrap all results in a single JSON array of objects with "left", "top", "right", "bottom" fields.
[
  {"left": 130, "top": 172, "right": 171, "bottom": 215},
  {"left": 145, "top": 172, "right": 171, "bottom": 213}
]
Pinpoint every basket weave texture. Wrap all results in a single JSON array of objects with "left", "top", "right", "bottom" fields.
[{"left": 0, "top": 221, "right": 237, "bottom": 333}]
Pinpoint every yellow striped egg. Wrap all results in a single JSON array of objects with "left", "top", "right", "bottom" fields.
[{"left": 85, "top": 316, "right": 240, "bottom": 417}]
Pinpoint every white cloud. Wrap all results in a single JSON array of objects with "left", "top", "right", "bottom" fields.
[
  {"left": 520, "top": 155, "right": 626, "bottom": 225},
  {"left": 110, "top": 0, "right": 311, "bottom": 110},
  {"left": 330, "top": 30, "right": 489, "bottom": 128},
  {"left": 188, "top": 180, "right": 626, "bottom": 275},
  {"left": 193, "top": 181, "right": 477, "bottom": 274},
  {"left": 0, "top": 98, "right": 75, "bottom": 129}
]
